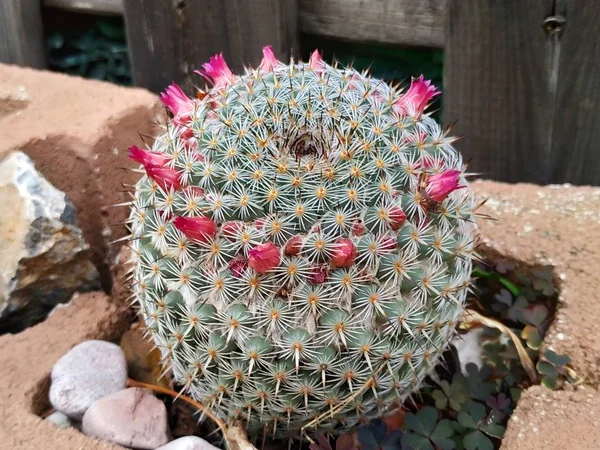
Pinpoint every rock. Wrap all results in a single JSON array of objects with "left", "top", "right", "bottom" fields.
[
  {"left": 49, "top": 340, "right": 127, "bottom": 420},
  {"left": 82, "top": 388, "right": 170, "bottom": 449},
  {"left": 45, "top": 411, "right": 72, "bottom": 429},
  {"left": 157, "top": 436, "right": 220, "bottom": 450},
  {"left": 0, "top": 151, "right": 100, "bottom": 333}
]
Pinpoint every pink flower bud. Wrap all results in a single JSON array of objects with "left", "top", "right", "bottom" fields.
[
  {"left": 331, "top": 238, "right": 357, "bottom": 268},
  {"left": 308, "top": 49, "right": 325, "bottom": 75},
  {"left": 221, "top": 221, "right": 242, "bottom": 241},
  {"left": 308, "top": 265, "right": 327, "bottom": 284},
  {"left": 184, "top": 186, "right": 205, "bottom": 198},
  {"left": 284, "top": 235, "right": 303, "bottom": 256},
  {"left": 259, "top": 45, "right": 279, "bottom": 72},
  {"left": 426, "top": 169, "right": 464, "bottom": 202},
  {"left": 228, "top": 256, "right": 248, "bottom": 278},
  {"left": 128, "top": 145, "right": 171, "bottom": 167},
  {"left": 389, "top": 207, "right": 407, "bottom": 231},
  {"left": 380, "top": 235, "right": 397, "bottom": 253},
  {"left": 394, "top": 75, "right": 440, "bottom": 116},
  {"left": 195, "top": 53, "right": 235, "bottom": 89},
  {"left": 254, "top": 218, "right": 265, "bottom": 230},
  {"left": 145, "top": 164, "right": 182, "bottom": 191},
  {"left": 173, "top": 215, "right": 217, "bottom": 244},
  {"left": 159, "top": 83, "right": 195, "bottom": 117},
  {"left": 248, "top": 242, "right": 281, "bottom": 274},
  {"left": 352, "top": 221, "right": 365, "bottom": 237}
]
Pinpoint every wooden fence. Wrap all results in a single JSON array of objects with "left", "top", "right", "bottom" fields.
[{"left": 1, "top": 0, "right": 599, "bottom": 186}]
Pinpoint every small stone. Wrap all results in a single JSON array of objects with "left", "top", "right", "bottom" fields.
[
  {"left": 45, "top": 411, "right": 71, "bottom": 429},
  {"left": 82, "top": 388, "right": 169, "bottom": 449},
  {"left": 0, "top": 151, "right": 100, "bottom": 333},
  {"left": 49, "top": 340, "right": 127, "bottom": 420},
  {"left": 157, "top": 436, "right": 220, "bottom": 450}
]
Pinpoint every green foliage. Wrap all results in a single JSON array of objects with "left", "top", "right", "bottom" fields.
[
  {"left": 402, "top": 407, "right": 454, "bottom": 450},
  {"left": 432, "top": 375, "right": 468, "bottom": 412},
  {"left": 536, "top": 349, "right": 580, "bottom": 389},
  {"left": 46, "top": 18, "right": 131, "bottom": 85}
]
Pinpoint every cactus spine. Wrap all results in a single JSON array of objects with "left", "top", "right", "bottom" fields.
[{"left": 127, "top": 47, "right": 478, "bottom": 439}]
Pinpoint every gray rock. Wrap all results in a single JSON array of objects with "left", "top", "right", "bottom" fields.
[
  {"left": 157, "top": 436, "right": 220, "bottom": 450},
  {"left": 82, "top": 388, "right": 169, "bottom": 449},
  {"left": 45, "top": 411, "right": 72, "bottom": 429},
  {"left": 49, "top": 340, "right": 127, "bottom": 420},
  {"left": 0, "top": 151, "right": 100, "bottom": 333}
]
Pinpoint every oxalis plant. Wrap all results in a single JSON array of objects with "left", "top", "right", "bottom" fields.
[{"left": 125, "top": 46, "right": 485, "bottom": 447}]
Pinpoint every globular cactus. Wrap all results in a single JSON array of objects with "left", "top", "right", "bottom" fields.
[{"left": 127, "top": 46, "right": 478, "bottom": 439}]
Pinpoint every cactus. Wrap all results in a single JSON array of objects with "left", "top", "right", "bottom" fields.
[{"left": 127, "top": 47, "right": 478, "bottom": 439}]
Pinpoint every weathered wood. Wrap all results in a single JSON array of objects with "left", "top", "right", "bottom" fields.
[
  {"left": 44, "top": 0, "right": 123, "bottom": 15},
  {"left": 549, "top": 1, "right": 600, "bottom": 185},
  {"left": 0, "top": 0, "right": 46, "bottom": 68},
  {"left": 123, "top": 0, "right": 299, "bottom": 94},
  {"left": 444, "top": 0, "right": 600, "bottom": 185},
  {"left": 300, "top": 0, "right": 446, "bottom": 48}
]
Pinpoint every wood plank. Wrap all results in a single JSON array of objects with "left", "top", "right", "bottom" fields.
[
  {"left": 43, "top": 0, "right": 124, "bottom": 15},
  {"left": 549, "top": 1, "right": 600, "bottom": 185},
  {"left": 123, "top": 0, "right": 299, "bottom": 94},
  {"left": 299, "top": 0, "right": 446, "bottom": 48},
  {"left": 444, "top": 0, "right": 558, "bottom": 184},
  {"left": 0, "top": 0, "right": 46, "bottom": 68}
]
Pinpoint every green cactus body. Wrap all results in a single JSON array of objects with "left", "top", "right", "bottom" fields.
[{"left": 128, "top": 48, "right": 478, "bottom": 439}]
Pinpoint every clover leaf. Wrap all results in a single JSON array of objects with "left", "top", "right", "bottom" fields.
[{"left": 402, "top": 406, "right": 455, "bottom": 450}]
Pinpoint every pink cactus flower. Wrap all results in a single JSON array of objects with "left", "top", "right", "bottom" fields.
[
  {"left": 308, "top": 49, "right": 325, "bottom": 75},
  {"left": 229, "top": 256, "right": 248, "bottom": 278},
  {"left": 248, "top": 242, "right": 281, "bottom": 273},
  {"left": 389, "top": 207, "right": 407, "bottom": 231},
  {"left": 259, "top": 45, "right": 279, "bottom": 72},
  {"left": 284, "top": 235, "right": 303, "bottom": 256},
  {"left": 195, "top": 53, "right": 235, "bottom": 89},
  {"left": 160, "top": 83, "right": 195, "bottom": 117},
  {"left": 173, "top": 215, "right": 217, "bottom": 244},
  {"left": 394, "top": 75, "right": 440, "bottom": 116},
  {"left": 128, "top": 145, "right": 171, "bottom": 168},
  {"left": 221, "top": 221, "right": 242, "bottom": 241},
  {"left": 331, "top": 238, "right": 357, "bottom": 268},
  {"left": 145, "top": 164, "right": 182, "bottom": 191},
  {"left": 426, "top": 169, "right": 464, "bottom": 202},
  {"left": 308, "top": 266, "right": 328, "bottom": 284}
]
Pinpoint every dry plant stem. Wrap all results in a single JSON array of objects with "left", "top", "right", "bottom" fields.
[
  {"left": 462, "top": 309, "right": 538, "bottom": 382},
  {"left": 300, "top": 364, "right": 386, "bottom": 443},
  {"left": 126, "top": 378, "right": 257, "bottom": 450}
]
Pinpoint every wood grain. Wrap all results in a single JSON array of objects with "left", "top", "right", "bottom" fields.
[
  {"left": 299, "top": 0, "right": 447, "bottom": 48},
  {"left": 123, "top": 0, "right": 299, "bottom": 94},
  {"left": 44, "top": 0, "right": 123, "bottom": 15},
  {"left": 444, "top": 0, "right": 600, "bottom": 185},
  {"left": 0, "top": 0, "right": 46, "bottom": 68},
  {"left": 549, "top": 0, "right": 600, "bottom": 185},
  {"left": 444, "top": 0, "right": 553, "bottom": 184}
]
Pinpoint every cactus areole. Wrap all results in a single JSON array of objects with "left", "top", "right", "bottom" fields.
[{"left": 128, "top": 47, "right": 478, "bottom": 439}]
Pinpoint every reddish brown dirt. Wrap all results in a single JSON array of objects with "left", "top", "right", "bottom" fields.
[
  {"left": 473, "top": 180, "right": 600, "bottom": 450},
  {"left": 0, "top": 65, "right": 599, "bottom": 449},
  {"left": 0, "top": 63, "right": 163, "bottom": 289},
  {"left": 0, "top": 292, "right": 130, "bottom": 449}
]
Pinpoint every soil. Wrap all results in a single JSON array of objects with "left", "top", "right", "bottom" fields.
[
  {"left": 0, "top": 63, "right": 599, "bottom": 449},
  {"left": 0, "top": 62, "right": 163, "bottom": 290}
]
